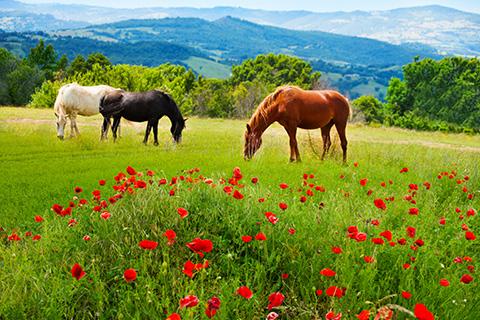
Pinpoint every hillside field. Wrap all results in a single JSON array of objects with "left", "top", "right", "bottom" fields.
[{"left": 0, "top": 107, "right": 479, "bottom": 319}]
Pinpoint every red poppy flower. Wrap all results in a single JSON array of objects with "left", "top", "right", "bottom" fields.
[
  {"left": 466, "top": 208, "right": 476, "bottom": 216},
  {"left": 460, "top": 274, "right": 473, "bottom": 284},
  {"left": 320, "top": 268, "right": 336, "bottom": 277},
  {"left": 414, "top": 304, "right": 434, "bottom": 320},
  {"left": 146, "top": 170, "right": 154, "bottom": 176},
  {"left": 325, "top": 286, "right": 345, "bottom": 298},
  {"left": 98, "top": 179, "right": 106, "bottom": 186},
  {"left": 380, "top": 181, "right": 386, "bottom": 187},
  {"left": 359, "top": 178, "right": 368, "bottom": 186},
  {"left": 8, "top": 233, "right": 21, "bottom": 241},
  {"left": 326, "top": 311, "right": 342, "bottom": 320},
  {"left": 32, "top": 234, "right": 41, "bottom": 241},
  {"left": 278, "top": 202, "right": 288, "bottom": 210},
  {"left": 255, "top": 232, "right": 267, "bottom": 241},
  {"left": 139, "top": 240, "right": 158, "bottom": 250},
  {"left": 182, "top": 260, "right": 195, "bottom": 278},
  {"left": 267, "top": 292, "right": 285, "bottom": 310},
  {"left": 163, "top": 229, "right": 176, "bottom": 245},
  {"left": 279, "top": 183, "right": 288, "bottom": 189},
  {"left": 237, "top": 286, "right": 253, "bottom": 299},
  {"left": 356, "top": 310, "right": 370, "bottom": 320},
  {"left": 281, "top": 273, "right": 289, "bottom": 279},
  {"left": 51, "top": 203, "right": 63, "bottom": 215},
  {"left": 177, "top": 207, "right": 189, "bottom": 218},
  {"left": 124, "top": 268, "right": 137, "bottom": 282},
  {"left": 166, "top": 313, "right": 181, "bottom": 320},
  {"left": 372, "top": 237, "right": 385, "bottom": 245},
  {"left": 251, "top": 177, "right": 258, "bottom": 184},
  {"left": 379, "top": 230, "right": 392, "bottom": 241},
  {"left": 401, "top": 291, "right": 412, "bottom": 299},
  {"left": 315, "top": 289, "right": 323, "bottom": 296},
  {"left": 258, "top": 197, "right": 265, "bottom": 202},
  {"left": 83, "top": 235, "right": 91, "bottom": 241},
  {"left": 265, "top": 212, "right": 279, "bottom": 225},
  {"left": 34, "top": 215, "right": 44, "bottom": 222},
  {"left": 406, "top": 226, "right": 416, "bottom": 238},
  {"left": 126, "top": 166, "right": 136, "bottom": 175},
  {"left": 400, "top": 167, "right": 409, "bottom": 173},
  {"left": 299, "top": 196, "right": 307, "bottom": 203},
  {"left": 241, "top": 235, "right": 252, "bottom": 243},
  {"left": 100, "top": 211, "right": 111, "bottom": 220},
  {"left": 374, "top": 198, "right": 386, "bottom": 210},
  {"left": 409, "top": 207, "right": 419, "bottom": 215},
  {"left": 403, "top": 263, "right": 411, "bottom": 270},
  {"left": 355, "top": 232, "right": 367, "bottom": 242},
  {"left": 179, "top": 295, "right": 199, "bottom": 308},
  {"left": 233, "top": 190, "right": 244, "bottom": 200},
  {"left": 465, "top": 231, "right": 476, "bottom": 240},
  {"left": 364, "top": 256, "right": 374, "bottom": 263},
  {"left": 205, "top": 296, "right": 221, "bottom": 318},
  {"left": 74, "top": 186, "right": 83, "bottom": 193},
  {"left": 186, "top": 238, "right": 213, "bottom": 258},
  {"left": 266, "top": 312, "right": 279, "bottom": 320},
  {"left": 439, "top": 279, "right": 450, "bottom": 287},
  {"left": 71, "top": 263, "right": 86, "bottom": 280},
  {"left": 233, "top": 167, "right": 243, "bottom": 181},
  {"left": 332, "top": 246, "right": 343, "bottom": 254},
  {"left": 288, "top": 228, "right": 296, "bottom": 235}
]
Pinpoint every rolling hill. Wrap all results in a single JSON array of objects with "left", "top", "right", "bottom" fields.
[
  {"left": 1, "top": 1, "right": 479, "bottom": 56},
  {"left": 54, "top": 16, "right": 439, "bottom": 67}
]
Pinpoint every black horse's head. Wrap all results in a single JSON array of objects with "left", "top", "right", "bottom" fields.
[
  {"left": 171, "top": 117, "right": 186, "bottom": 143},
  {"left": 99, "top": 91, "right": 124, "bottom": 117}
]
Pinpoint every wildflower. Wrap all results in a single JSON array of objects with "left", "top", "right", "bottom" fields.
[
  {"left": 71, "top": 263, "right": 86, "bottom": 280},
  {"left": 177, "top": 207, "right": 189, "bottom": 218},
  {"left": 179, "top": 295, "right": 199, "bottom": 308},
  {"left": 267, "top": 292, "right": 285, "bottom": 310},
  {"left": 237, "top": 286, "right": 253, "bottom": 299},
  {"left": 124, "top": 269, "right": 137, "bottom": 282},
  {"left": 139, "top": 240, "right": 158, "bottom": 250}
]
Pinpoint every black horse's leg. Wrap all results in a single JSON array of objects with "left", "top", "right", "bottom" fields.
[
  {"left": 101, "top": 117, "right": 111, "bottom": 140},
  {"left": 152, "top": 118, "right": 159, "bottom": 146},
  {"left": 112, "top": 117, "right": 121, "bottom": 142},
  {"left": 143, "top": 120, "right": 153, "bottom": 145}
]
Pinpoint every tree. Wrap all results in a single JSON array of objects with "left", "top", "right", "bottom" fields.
[
  {"left": 68, "top": 55, "right": 87, "bottom": 76},
  {"left": 352, "top": 95, "right": 385, "bottom": 124},
  {"left": 86, "top": 53, "right": 111, "bottom": 70},
  {"left": 26, "top": 39, "right": 57, "bottom": 80},
  {"left": 230, "top": 53, "right": 320, "bottom": 90}
]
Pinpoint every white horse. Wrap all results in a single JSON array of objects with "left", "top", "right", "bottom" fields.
[{"left": 54, "top": 83, "right": 121, "bottom": 139}]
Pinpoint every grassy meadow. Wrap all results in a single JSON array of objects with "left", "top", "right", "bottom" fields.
[{"left": 0, "top": 107, "right": 479, "bottom": 319}]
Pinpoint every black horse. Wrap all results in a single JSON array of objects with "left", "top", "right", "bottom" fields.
[{"left": 99, "top": 90, "right": 186, "bottom": 145}]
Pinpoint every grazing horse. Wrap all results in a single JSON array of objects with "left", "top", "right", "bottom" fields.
[
  {"left": 99, "top": 90, "right": 186, "bottom": 145},
  {"left": 54, "top": 83, "right": 121, "bottom": 139},
  {"left": 244, "top": 85, "right": 351, "bottom": 162}
]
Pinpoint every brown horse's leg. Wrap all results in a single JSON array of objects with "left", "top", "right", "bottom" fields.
[
  {"left": 284, "top": 125, "right": 299, "bottom": 162},
  {"left": 321, "top": 120, "right": 334, "bottom": 160},
  {"left": 112, "top": 117, "right": 121, "bottom": 142},
  {"left": 335, "top": 122, "right": 348, "bottom": 163}
]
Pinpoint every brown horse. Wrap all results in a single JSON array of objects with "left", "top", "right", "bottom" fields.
[{"left": 244, "top": 85, "right": 351, "bottom": 162}]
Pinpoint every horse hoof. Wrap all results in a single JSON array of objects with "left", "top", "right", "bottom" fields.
[{"left": 154, "top": 142, "right": 159, "bottom": 146}]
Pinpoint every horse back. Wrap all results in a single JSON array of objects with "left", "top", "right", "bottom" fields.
[{"left": 278, "top": 88, "right": 350, "bottom": 129}]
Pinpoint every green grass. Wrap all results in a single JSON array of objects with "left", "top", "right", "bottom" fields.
[
  {"left": 184, "top": 57, "right": 232, "bottom": 79},
  {"left": 0, "top": 107, "right": 479, "bottom": 319}
]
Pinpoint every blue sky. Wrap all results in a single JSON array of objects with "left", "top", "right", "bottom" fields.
[{"left": 20, "top": 0, "right": 480, "bottom": 13}]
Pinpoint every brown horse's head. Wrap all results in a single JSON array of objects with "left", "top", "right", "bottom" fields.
[{"left": 244, "top": 124, "right": 262, "bottom": 160}]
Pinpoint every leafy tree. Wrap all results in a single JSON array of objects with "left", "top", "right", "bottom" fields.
[
  {"left": 26, "top": 39, "right": 57, "bottom": 79},
  {"left": 231, "top": 53, "right": 320, "bottom": 90},
  {"left": 86, "top": 52, "right": 111, "bottom": 70},
  {"left": 68, "top": 55, "right": 87, "bottom": 76},
  {"left": 352, "top": 95, "right": 385, "bottom": 123}
]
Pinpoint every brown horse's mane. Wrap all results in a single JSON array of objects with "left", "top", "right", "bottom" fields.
[{"left": 249, "top": 85, "right": 301, "bottom": 130}]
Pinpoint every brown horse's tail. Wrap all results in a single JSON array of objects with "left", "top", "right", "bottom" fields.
[{"left": 347, "top": 98, "right": 353, "bottom": 122}]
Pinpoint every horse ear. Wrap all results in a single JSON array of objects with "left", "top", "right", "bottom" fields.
[{"left": 246, "top": 124, "right": 251, "bottom": 133}]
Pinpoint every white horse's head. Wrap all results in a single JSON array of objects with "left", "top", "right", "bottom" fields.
[{"left": 55, "top": 112, "right": 67, "bottom": 139}]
